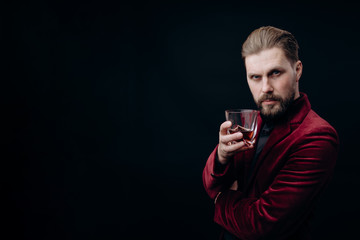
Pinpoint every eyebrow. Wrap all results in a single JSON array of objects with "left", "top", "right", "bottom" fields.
[{"left": 247, "top": 66, "right": 285, "bottom": 77}]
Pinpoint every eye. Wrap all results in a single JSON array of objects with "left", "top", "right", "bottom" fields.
[
  {"left": 250, "top": 75, "right": 261, "bottom": 81},
  {"left": 271, "top": 70, "right": 281, "bottom": 76}
]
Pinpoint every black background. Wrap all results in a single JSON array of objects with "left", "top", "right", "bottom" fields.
[{"left": 4, "top": 1, "right": 360, "bottom": 239}]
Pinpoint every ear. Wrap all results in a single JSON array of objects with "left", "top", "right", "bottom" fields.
[{"left": 295, "top": 60, "right": 303, "bottom": 82}]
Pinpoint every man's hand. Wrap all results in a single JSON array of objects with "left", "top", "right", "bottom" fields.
[
  {"left": 217, "top": 121, "right": 254, "bottom": 165},
  {"left": 230, "top": 180, "right": 238, "bottom": 191},
  {"left": 214, "top": 180, "right": 238, "bottom": 204}
]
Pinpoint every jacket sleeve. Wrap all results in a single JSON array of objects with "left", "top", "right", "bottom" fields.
[
  {"left": 213, "top": 130, "right": 339, "bottom": 240},
  {"left": 202, "top": 145, "right": 237, "bottom": 199}
]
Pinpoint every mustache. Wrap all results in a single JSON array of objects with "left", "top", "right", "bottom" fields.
[{"left": 258, "top": 94, "right": 282, "bottom": 103}]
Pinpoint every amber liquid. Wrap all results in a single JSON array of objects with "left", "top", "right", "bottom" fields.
[{"left": 229, "top": 125, "right": 254, "bottom": 142}]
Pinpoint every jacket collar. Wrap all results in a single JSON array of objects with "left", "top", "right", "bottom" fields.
[{"left": 284, "top": 92, "right": 311, "bottom": 126}]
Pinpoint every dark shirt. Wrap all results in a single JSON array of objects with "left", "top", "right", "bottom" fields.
[{"left": 247, "top": 121, "right": 274, "bottom": 183}]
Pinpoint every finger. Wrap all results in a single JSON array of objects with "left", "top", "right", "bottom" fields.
[
  {"left": 223, "top": 140, "right": 246, "bottom": 152},
  {"left": 223, "top": 140, "right": 254, "bottom": 153},
  {"left": 229, "top": 180, "right": 238, "bottom": 190},
  {"left": 239, "top": 143, "right": 255, "bottom": 151},
  {"left": 220, "top": 131, "right": 244, "bottom": 144},
  {"left": 219, "top": 121, "right": 232, "bottom": 136}
]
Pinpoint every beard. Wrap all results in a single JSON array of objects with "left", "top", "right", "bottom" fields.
[{"left": 255, "top": 90, "right": 295, "bottom": 122}]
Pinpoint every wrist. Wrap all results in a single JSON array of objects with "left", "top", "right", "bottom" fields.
[{"left": 217, "top": 151, "right": 229, "bottom": 165}]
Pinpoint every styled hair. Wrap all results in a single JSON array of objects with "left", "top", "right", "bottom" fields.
[{"left": 241, "top": 26, "right": 299, "bottom": 64}]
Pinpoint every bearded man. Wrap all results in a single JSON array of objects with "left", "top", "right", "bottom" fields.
[{"left": 202, "top": 26, "right": 339, "bottom": 240}]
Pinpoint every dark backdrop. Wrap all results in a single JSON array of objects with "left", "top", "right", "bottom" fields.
[{"left": 4, "top": 1, "right": 360, "bottom": 239}]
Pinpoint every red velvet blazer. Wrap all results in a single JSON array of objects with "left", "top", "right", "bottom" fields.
[{"left": 203, "top": 93, "right": 339, "bottom": 240}]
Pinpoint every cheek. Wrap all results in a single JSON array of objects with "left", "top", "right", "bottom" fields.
[
  {"left": 247, "top": 82, "right": 256, "bottom": 94},
  {"left": 276, "top": 77, "right": 294, "bottom": 92},
  {"left": 248, "top": 84, "right": 261, "bottom": 102},
  {"left": 248, "top": 82, "right": 261, "bottom": 96}
]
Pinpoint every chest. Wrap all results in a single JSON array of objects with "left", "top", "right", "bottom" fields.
[{"left": 241, "top": 129, "right": 301, "bottom": 196}]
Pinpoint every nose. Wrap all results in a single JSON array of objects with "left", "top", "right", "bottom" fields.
[{"left": 261, "top": 77, "right": 274, "bottom": 93}]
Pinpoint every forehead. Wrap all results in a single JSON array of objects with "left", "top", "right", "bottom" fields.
[{"left": 245, "top": 47, "right": 292, "bottom": 73}]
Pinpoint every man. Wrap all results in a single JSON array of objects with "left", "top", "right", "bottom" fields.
[{"left": 202, "top": 26, "right": 339, "bottom": 240}]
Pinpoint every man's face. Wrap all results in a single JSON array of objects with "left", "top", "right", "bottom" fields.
[{"left": 245, "top": 47, "right": 302, "bottom": 121}]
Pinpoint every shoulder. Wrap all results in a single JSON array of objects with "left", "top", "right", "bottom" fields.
[
  {"left": 305, "top": 110, "right": 337, "bottom": 134},
  {"left": 295, "top": 109, "right": 339, "bottom": 147}
]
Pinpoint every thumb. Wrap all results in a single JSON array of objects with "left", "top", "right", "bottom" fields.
[{"left": 220, "top": 121, "right": 232, "bottom": 135}]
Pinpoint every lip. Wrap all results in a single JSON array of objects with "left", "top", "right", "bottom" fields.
[{"left": 262, "top": 99, "right": 278, "bottom": 105}]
